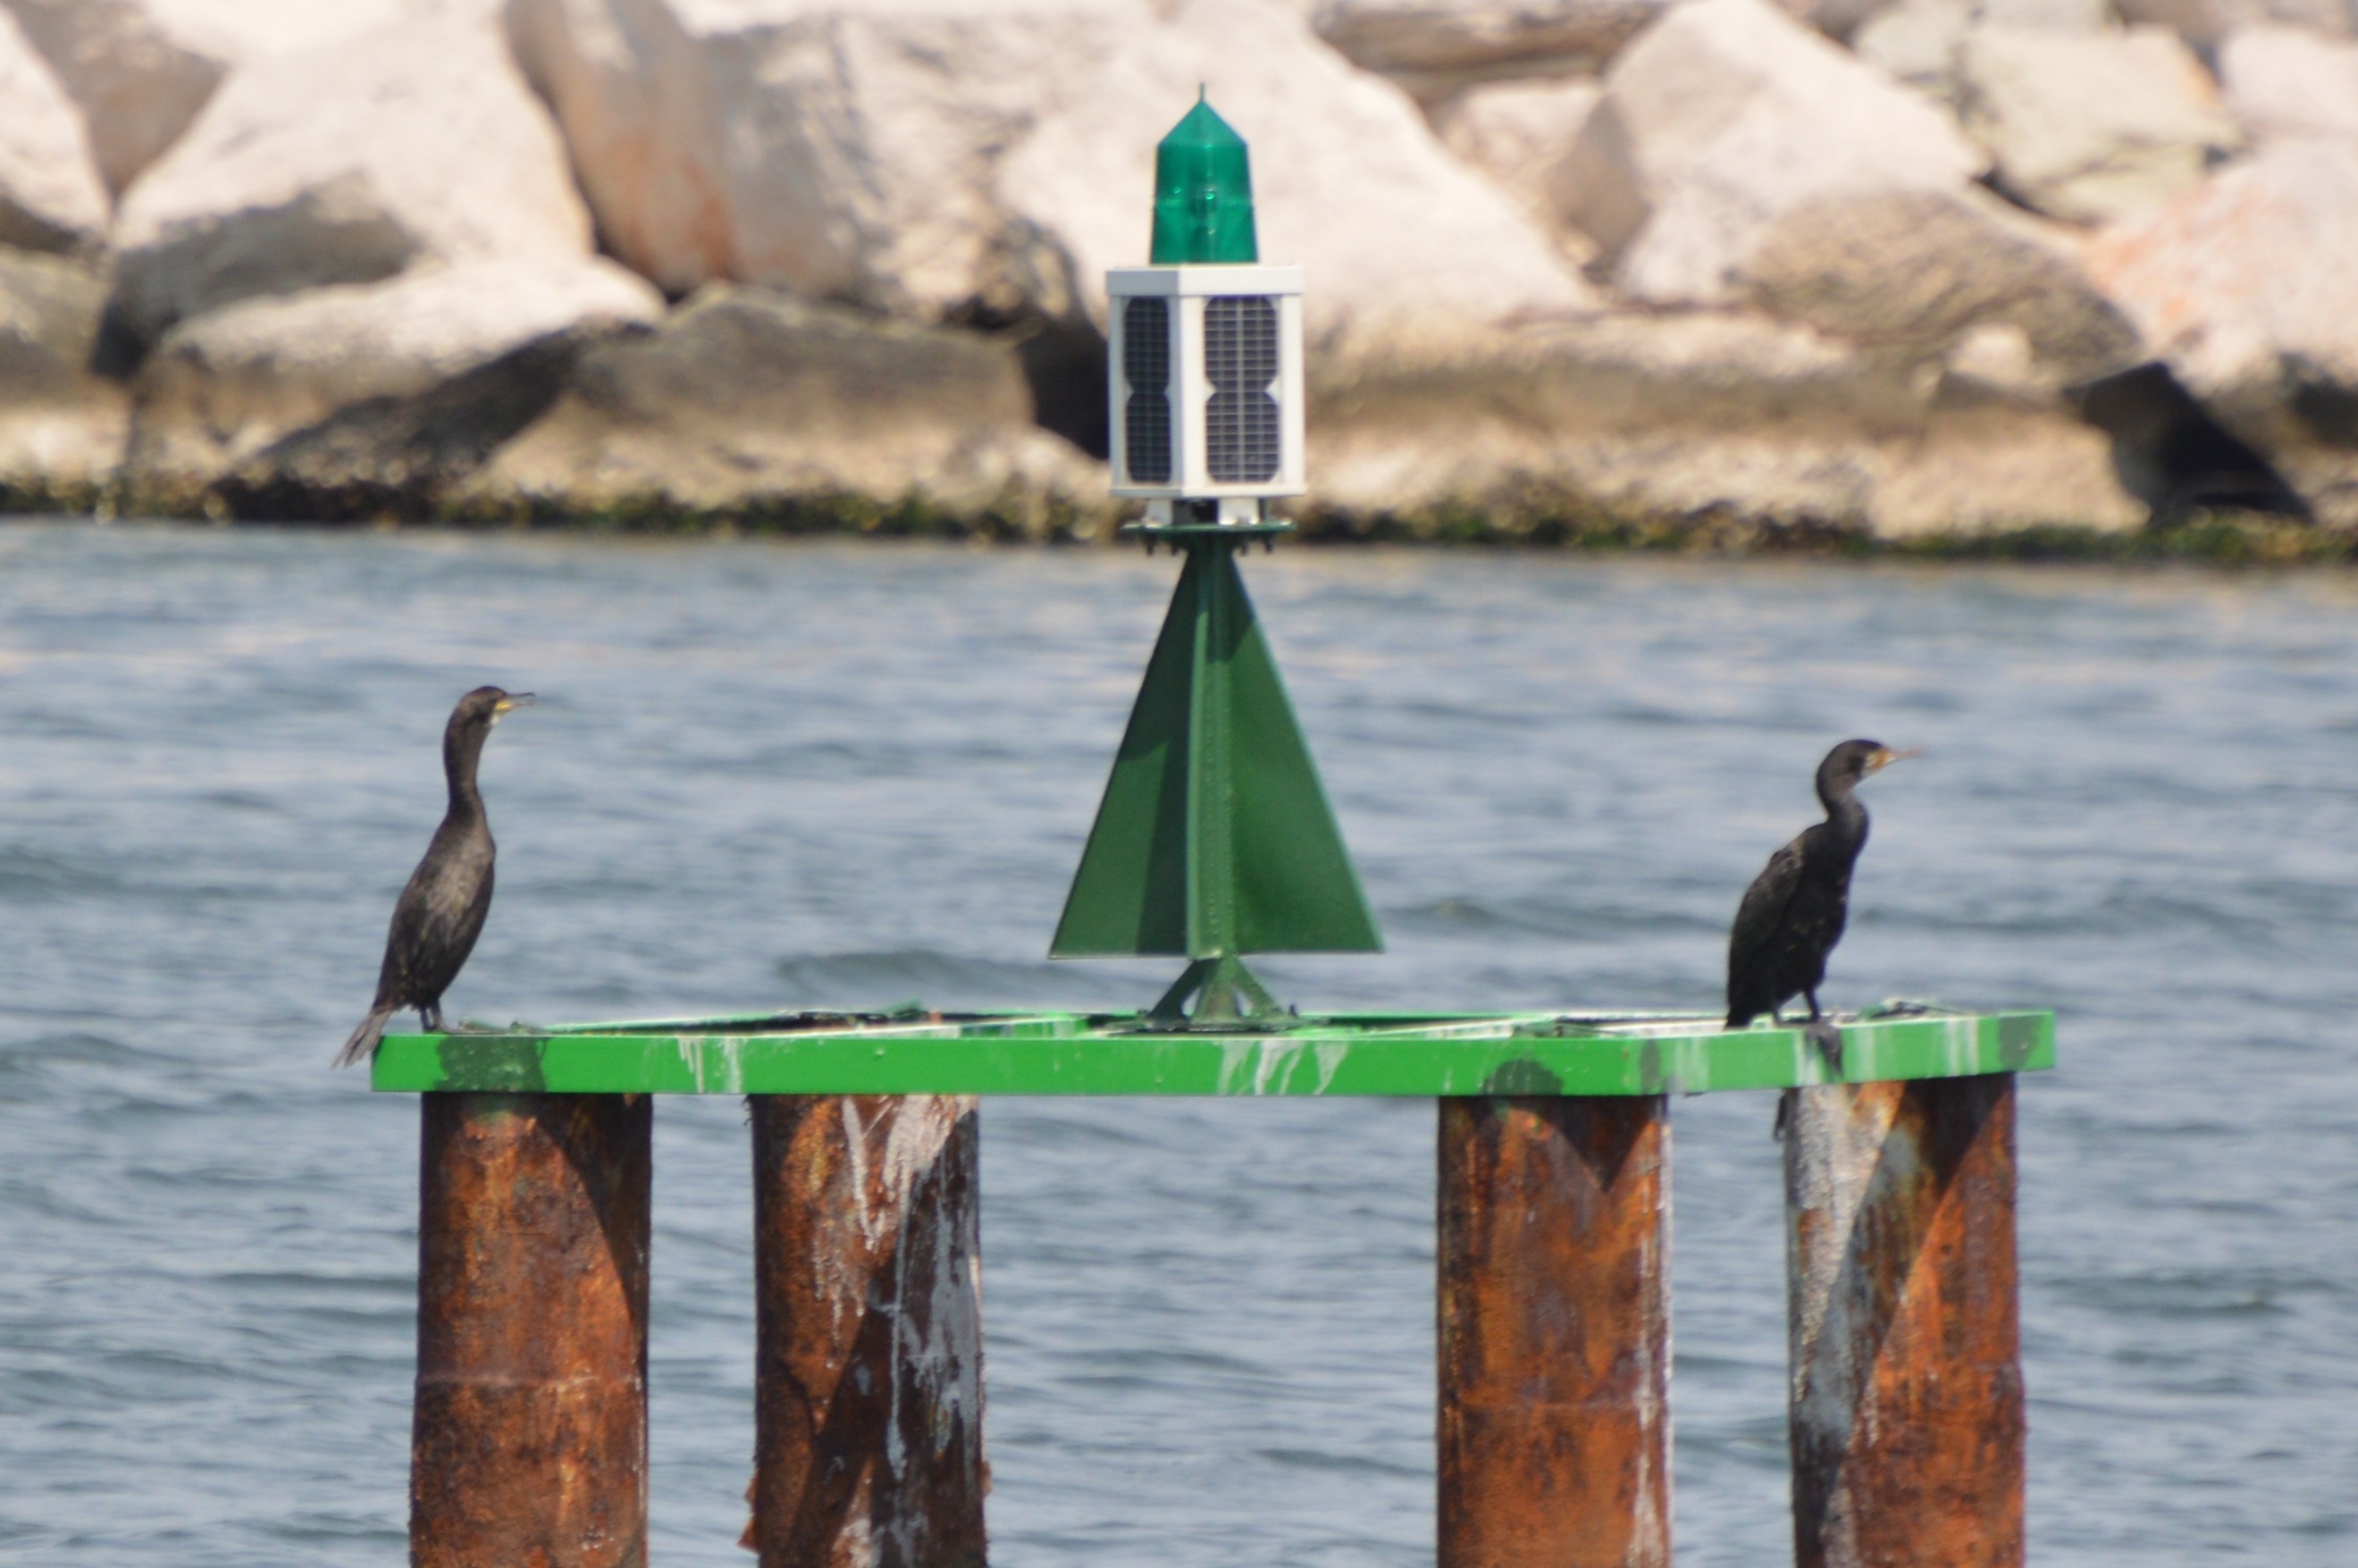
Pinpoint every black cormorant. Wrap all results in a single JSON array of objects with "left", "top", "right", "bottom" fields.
[
  {"left": 1724, "top": 738, "right": 1914, "bottom": 1030},
  {"left": 334, "top": 686, "right": 533, "bottom": 1068}
]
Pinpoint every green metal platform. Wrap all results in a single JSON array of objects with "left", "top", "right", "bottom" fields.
[{"left": 372, "top": 1005, "right": 2052, "bottom": 1097}]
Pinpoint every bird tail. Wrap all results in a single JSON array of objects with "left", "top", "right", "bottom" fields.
[{"left": 334, "top": 1007, "right": 396, "bottom": 1069}]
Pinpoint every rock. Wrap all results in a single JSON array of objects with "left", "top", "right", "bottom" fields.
[
  {"left": 2068, "top": 360, "right": 2312, "bottom": 521},
  {"left": 4, "top": 0, "right": 228, "bottom": 197},
  {"left": 1425, "top": 76, "right": 1602, "bottom": 251},
  {"left": 503, "top": 0, "right": 1121, "bottom": 307},
  {"left": 0, "top": 0, "right": 477, "bottom": 197},
  {"left": 0, "top": 10, "right": 107, "bottom": 254},
  {"left": 1849, "top": 0, "right": 2110, "bottom": 86},
  {"left": 125, "top": 256, "right": 660, "bottom": 510},
  {"left": 2220, "top": 25, "right": 2358, "bottom": 146},
  {"left": 1560, "top": 0, "right": 1986, "bottom": 305},
  {"left": 1973, "top": 0, "right": 2114, "bottom": 28},
  {"left": 1307, "top": 309, "right": 2144, "bottom": 532},
  {"left": 474, "top": 284, "right": 1102, "bottom": 521},
  {"left": 1958, "top": 26, "right": 2240, "bottom": 226},
  {"left": 2085, "top": 140, "right": 2358, "bottom": 521},
  {"left": 1851, "top": 1, "right": 1969, "bottom": 97},
  {"left": 2112, "top": 0, "right": 2351, "bottom": 50},
  {"left": 1746, "top": 188, "right": 2138, "bottom": 379},
  {"left": 0, "top": 245, "right": 126, "bottom": 490},
  {"left": 108, "top": 10, "right": 592, "bottom": 360},
  {"left": 1310, "top": 0, "right": 1664, "bottom": 101},
  {"left": 1003, "top": 0, "right": 1600, "bottom": 365},
  {"left": 1555, "top": 0, "right": 2136, "bottom": 382},
  {"left": 507, "top": 0, "right": 1597, "bottom": 363}
]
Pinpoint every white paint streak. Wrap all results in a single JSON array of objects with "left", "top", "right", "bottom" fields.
[
  {"left": 1631, "top": 1111, "right": 1674, "bottom": 1564},
  {"left": 1252, "top": 1041, "right": 1306, "bottom": 1095},
  {"left": 1785, "top": 1082, "right": 1923, "bottom": 1562},
  {"left": 877, "top": 1095, "right": 980, "bottom": 1568},
  {"left": 1216, "top": 1038, "right": 1255, "bottom": 1095}
]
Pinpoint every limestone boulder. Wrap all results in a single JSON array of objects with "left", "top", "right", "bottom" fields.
[
  {"left": 1958, "top": 27, "right": 2239, "bottom": 226},
  {"left": 1560, "top": 0, "right": 1986, "bottom": 304},
  {"left": 1747, "top": 188, "right": 2138, "bottom": 380},
  {"left": 0, "top": 0, "right": 491, "bottom": 197},
  {"left": 125, "top": 256, "right": 660, "bottom": 507},
  {"left": 474, "top": 285, "right": 1102, "bottom": 519},
  {"left": 0, "top": 246, "right": 127, "bottom": 490},
  {"left": 2112, "top": 0, "right": 2350, "bottom": 50},
  {"left": 1003, "top": 0, "right": 1599, "bottom": 365},
  {"left": 109, "top": 10, "right": 592, "bottom": 359},
  {"left": 1850, "top": 0, "right": 2110, "bottom": 102},
  {"left": 506, "top": 0, "right": 1596, "bottom": 364},
  {"left": 0, "top": 11, "right": 107, "bottom": 255},
  {"left": 1425, "top": 76, "right": 1602, "bottom": 251},
  {"left": 503, "top": 0, "right": 1125, "bottom": 308},
  {"left": 1850, "top": 1, "right": 1970, "bottom": 99},
  {"left": 1310, "top": 0, "right": 1665, "bottom": 102},
  {"left": 2085, "top": 140, "right": 2358, "bottom": 521},
  {"left": 1308, "top": 309, "right": 2144, "bottom": 533},
  {"left": 1968, "top": 0, "right": 2113, "bottom": 28},
  {"left": 2220, "top": 26, "right": 2358, "bottom": 147}
]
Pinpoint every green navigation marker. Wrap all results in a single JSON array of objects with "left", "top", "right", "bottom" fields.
[
  {"left": 1076, "top": 93, "right": 1366, "bottom": 1024},
  {"left": 1150, "top": 89, "right": 1258, "bottom": 264}
]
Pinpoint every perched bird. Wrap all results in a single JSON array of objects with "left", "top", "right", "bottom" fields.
[
  {"left": 335, "top": 687, "right": 533, "bottom": 1068},
  {"left": 1725, "top": 739, "right": 1915, "bottom": 1030}
]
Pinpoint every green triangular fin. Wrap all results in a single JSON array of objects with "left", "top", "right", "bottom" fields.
[
  {"left": 1051, "top": 542, "right": 1380, "bottom": 959},
  {"left": 1221, "top": 571, "right": 1380, "bottom": 952},
  {"left": 1050, "top": 555, "right": 1202, "bottom": 956}
]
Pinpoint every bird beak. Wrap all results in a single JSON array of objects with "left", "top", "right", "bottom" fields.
[
  {"left": 492, "top": 692, "right": 536, "bottom": 715},
  {"left": 1868, "top": 746, "right": 1922, "bottom": 772}
]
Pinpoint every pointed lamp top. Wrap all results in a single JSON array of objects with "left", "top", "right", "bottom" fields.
[{"left": 1150, "top": 88, "right": 1259, "bottom": 264}]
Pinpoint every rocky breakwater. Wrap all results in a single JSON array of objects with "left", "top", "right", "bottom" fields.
[{"left": 0, "top": 0, "right": 2353, "bottom": 539}]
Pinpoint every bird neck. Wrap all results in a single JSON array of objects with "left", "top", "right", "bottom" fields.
[
  {"left": 442, "top": 725, "right": 489, "bottom": 817},
  {"left": 1817, "top": 781, "right": 1868, "bottom": 846}
]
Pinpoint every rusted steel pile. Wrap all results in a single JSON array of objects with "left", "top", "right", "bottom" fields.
[{"left": 404, "top": 1066, "right": 2024, "bottom": 1568}]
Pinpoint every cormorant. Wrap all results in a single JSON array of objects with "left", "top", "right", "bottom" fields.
[
  {"left": 1724, "top": 739, "right": 1915, "bottom": 1030},
  {"left": 334, "top": 686, "right": 533, "bottom": 1068}
]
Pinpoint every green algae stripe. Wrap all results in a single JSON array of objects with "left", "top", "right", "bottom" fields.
[{"left": 372, "top": 1009, "right": 2052, "bottom": 1095}]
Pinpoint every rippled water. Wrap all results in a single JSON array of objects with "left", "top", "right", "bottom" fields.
[{"left": 2, "top": 521, "right": 2354, "bottom": 1565}]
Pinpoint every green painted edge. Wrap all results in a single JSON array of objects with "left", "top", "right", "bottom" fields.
[{"left": 372, "top": 1009, "right": 2054, "bottom": 1096}]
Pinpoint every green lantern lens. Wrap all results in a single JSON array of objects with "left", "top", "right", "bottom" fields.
[{"left": 1150, "top": 92, "right": 1259, "bottom": 264}]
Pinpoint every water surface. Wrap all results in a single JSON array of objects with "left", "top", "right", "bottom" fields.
[{"left": 1, "top": 524, "right": 2354, "bottom": 1564}]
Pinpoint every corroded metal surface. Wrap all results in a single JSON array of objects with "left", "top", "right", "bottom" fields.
[
  {"left": 412, "top": 1093, "right": 651, "bottom": 1568},
  {"left": 1783, "top": 1074, "right": 2024, "bottom": 1568},
  {"left": 1438, "top": 1095, "right": 1672, "bottom": 1568},
  {"left": 746, "top": 1095, "right": 986, "bottom": 1568}
]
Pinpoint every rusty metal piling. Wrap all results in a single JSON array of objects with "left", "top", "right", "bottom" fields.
[
  {"left": 746, "top": 1094, "right": 987, "bottom": 1568},
  {"left": 387, "top": 1010, "right": 2049, "bottom": 1561},
  {"left": 412, "top": 1092, "right": 652, "bottom": 1568},
  {"left": 1438, "top": 1094, "right": 1674, "bottom": 1568},
  {"left": 1783, "top": 1074, "right": 2026, "bottom": 1568}
]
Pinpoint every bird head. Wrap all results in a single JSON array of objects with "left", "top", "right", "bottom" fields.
[
  {"left": 451, "top": 685, "right": 536, "bottom": 733},
  {"left": 1820, "top": 738, "right": 1919, "bottom": 795}
]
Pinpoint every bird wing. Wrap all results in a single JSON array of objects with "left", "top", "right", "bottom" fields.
[
  {"left": 373, "top": 839, "right": 494, "bottom": 1010},
  {"left": 1726, "top": 834, "right": 1807, "bottom": 1020}
]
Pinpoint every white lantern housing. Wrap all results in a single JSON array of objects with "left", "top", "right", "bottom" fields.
[{"left": 1107, "top": 264, "right": 1306, "bottom": 525}]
